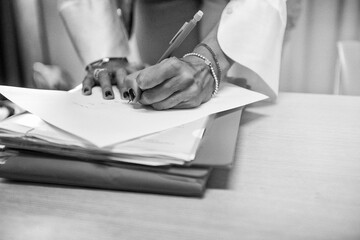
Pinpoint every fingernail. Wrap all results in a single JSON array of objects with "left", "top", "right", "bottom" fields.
[
  {"left": 83, "top": 87, "right": 89, "bottom": 94},
  {"left": 129, "top": 88, "right": 136, "bottom": 101},
  {"left": 105, "top": 90, "right": 113, "bottom": 98},
  {"left": 123, "top": 91, "right": 129, "bottom": 99}
]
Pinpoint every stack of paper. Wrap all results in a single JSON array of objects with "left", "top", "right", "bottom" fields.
[
  {"left": 0, "top": 82, "right": 267, "bottom": 166},
  {"left": 0, "top": 112, "right": 209, "bottom": 166}
]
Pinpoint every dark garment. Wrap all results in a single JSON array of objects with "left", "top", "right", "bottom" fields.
[{"left": 0, "top": 0, "right": 25, "bottom": 87}]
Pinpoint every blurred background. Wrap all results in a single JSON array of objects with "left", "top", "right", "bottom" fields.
[{"left": 1, "top": 0, "right": 360, "bottom": 95}]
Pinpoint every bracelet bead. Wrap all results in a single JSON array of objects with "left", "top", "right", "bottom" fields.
[{"left": 197, "top": 43, "right": 222, "bottom": 82}]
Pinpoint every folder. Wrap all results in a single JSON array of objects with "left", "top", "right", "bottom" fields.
[
  {"left": 0, "top": 151, "right": 211, "bottom": 196},
  {"left": 0, "top": 113, "right": 210, "bottom": 166},
  {"left": 0, "top": 108, "right": 243, "bottom": 196}
]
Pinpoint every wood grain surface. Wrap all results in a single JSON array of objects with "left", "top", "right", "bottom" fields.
[{"left": 1, "top": 93, "right": 360, "bottom": 240}]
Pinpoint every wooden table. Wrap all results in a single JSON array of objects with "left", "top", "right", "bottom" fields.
[{"left": 1, "top": 93, "right": 360, "bottom": 240}]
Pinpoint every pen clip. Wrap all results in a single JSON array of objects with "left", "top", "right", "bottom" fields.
[{"left": 169, "top": 22, "right": 188, "bottom": 45}]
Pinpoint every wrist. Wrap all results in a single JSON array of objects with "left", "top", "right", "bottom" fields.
[
  {"left": 196, "top": 43, "right": 222, "bottom": 82},
  {"left": 194, "top": 23, "right": 234, "bottom": 81}
]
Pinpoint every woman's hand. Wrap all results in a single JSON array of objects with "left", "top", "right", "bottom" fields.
[
  {"left": 126, "top": 56, "right": 215, "bottom": 110},
  {"left": 82, "top": 58, "right": 146, "bottom": 100}
]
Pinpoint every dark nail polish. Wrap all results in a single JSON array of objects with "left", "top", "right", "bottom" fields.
[
  {"left": 129, "top": 88, "right": 136, "bottom": 101},
  {"left": 105, "top": 90, "right": 113, "bottom": 98},
  {"left": 123, "top": 91, "right": 129, "bottom": 99}
]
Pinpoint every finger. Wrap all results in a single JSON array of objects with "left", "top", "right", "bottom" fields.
[
  {"left": 150, "top": 85, "right": 203, "bottom": 110},
  {"left": 115, "top": 68, "right": 128, "bottom": 100},
  {"left": 82, "top": 72, "right": 95, "bottom": 95},
  {"left": 97, "top": 69, "right": 114, "bottom": 99},
  {"left": 139, "top": 74, "right": 192, "bottom": 105},
  {"left": 124, "top": 65, "right": 139, "bottom": 74},
  {"left": 124, "top": 73, "right": 142, "bottom": 102},
  {"left": 174, "top": 86, "right": 212, "bottom": 109},
  {"left": 136, "top": 57, "right": 182, "bottom": 90},
  {"left": 120, "top": 67, "right": 141, "bottom": 101},
  {"left": 134, "top": 63, "right": 148, "bottom": 71},
  {"left": 152, "top": 81, "right": 212, "bottom": 110},
  {"left": 150, "top": 90, "right": 191, "bottom": 110},
  {"left": 172, "top": 101, "right": 200, "bottom": 109}
]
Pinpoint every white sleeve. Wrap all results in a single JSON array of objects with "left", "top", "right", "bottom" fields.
[
  {"left": 58, "top": 0, "right": 129, "bottom": 67},
  {"left": 218, "top": 0, "right": 287, "bottom": 99}
]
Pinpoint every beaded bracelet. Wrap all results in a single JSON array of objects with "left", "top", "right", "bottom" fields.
[
  {"left": 197, "top": 43, "right": 222, "bottom": 82},
  {"left": 183, "top": 52, "right": 219, "bottom": 96},
  {"left": 85, "top": 57, "right": 128, "bottom": 71}
]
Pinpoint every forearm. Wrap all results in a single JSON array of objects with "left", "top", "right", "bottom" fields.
[{"left": 58, "top": 0, "right": 129, "bottom": 67}]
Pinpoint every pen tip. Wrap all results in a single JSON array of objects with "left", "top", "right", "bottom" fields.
[{"left": 194, "top": 10, "right": 203, "bottom": 21}]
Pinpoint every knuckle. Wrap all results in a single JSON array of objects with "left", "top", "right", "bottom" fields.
[
  {"left": 181, "top": 71, "right": 194, "bottom": 82},
  {"left": 189, "top": 84, "right": 200, "bottom": 95},
  {"left": 136, "top": 71, "right": 147, "bottom": 88},
  {"left": 116, "top": 68, "right": 126, "bottom": 77},
  {"left": 166, "top": 57, "right": 182, "bottom": 71},
  {"left": 124, "top": 75, "right": 135, "bottom": 86},
  {"left": 98, "top": 70, "right": 109, "bottom": 78}
]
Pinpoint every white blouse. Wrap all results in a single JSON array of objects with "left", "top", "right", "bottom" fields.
[
  {"left": 218, "top": 0, "right": 287, "bottom": 98},
  {"left": 58, "top": 0, "right": 287, "bottom": 98}
]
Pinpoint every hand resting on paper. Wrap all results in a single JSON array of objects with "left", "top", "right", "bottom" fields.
[{"left": 82, "top": 58, "right": 146, "bottom": 100}]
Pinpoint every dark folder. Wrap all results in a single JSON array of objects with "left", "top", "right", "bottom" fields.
[{"left": 0, "top": 108, "right": 243, "bottom": 196}]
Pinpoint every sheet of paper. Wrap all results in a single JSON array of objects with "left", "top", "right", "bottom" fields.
[
  {"left": 0, "top": 112, "right": 208, "bottom": 162},
  {"left": 0, "top": 82, "right": 267, "bottom": 147}
]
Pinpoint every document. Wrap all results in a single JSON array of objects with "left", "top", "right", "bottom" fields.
[
  {"left": 0, "top": 112, "right": 209, "bottom": 165},
  {"left": 0, "top": 82, "right": 267, "bottom": 147}
]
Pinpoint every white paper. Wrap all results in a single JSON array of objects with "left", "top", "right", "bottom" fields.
[
  {"left": 0, "top": 82, "right": 267, "bottom": 147},
  {"left": 0, "top": 112, "right": 208, "bottom": 162}
]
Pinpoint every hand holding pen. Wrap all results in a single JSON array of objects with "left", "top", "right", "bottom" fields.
[
  {"left": 121, "top": 10, "right": 204, "bottom": 103},
  {"left": 120, "top": 10, "right": 222, "bottom": 109}
]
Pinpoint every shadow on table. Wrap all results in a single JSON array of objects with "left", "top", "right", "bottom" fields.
[{"left": 207, "top": 109, "right": 266, "bottom": 189}]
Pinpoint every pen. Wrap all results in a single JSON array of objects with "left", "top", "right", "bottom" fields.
[
  {"left": 127, "top": 10, "right": 203, "bottom": 102},
  {"left": 157, "top": 10, "right": 203, "bottom": 63}
]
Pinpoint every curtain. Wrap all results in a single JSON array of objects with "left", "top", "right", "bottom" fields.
[
  {"left": 280, "top": 0, "right": 360, "bottom": 94},
  {"left": 3, "top": 0, "right": 360, "bottom": 94},
  {"left": 0, "top": 0, "right": 24, "bottom": 87},
  {"left": 0, "top": 0, "right": 53, "bottom": 88}
]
